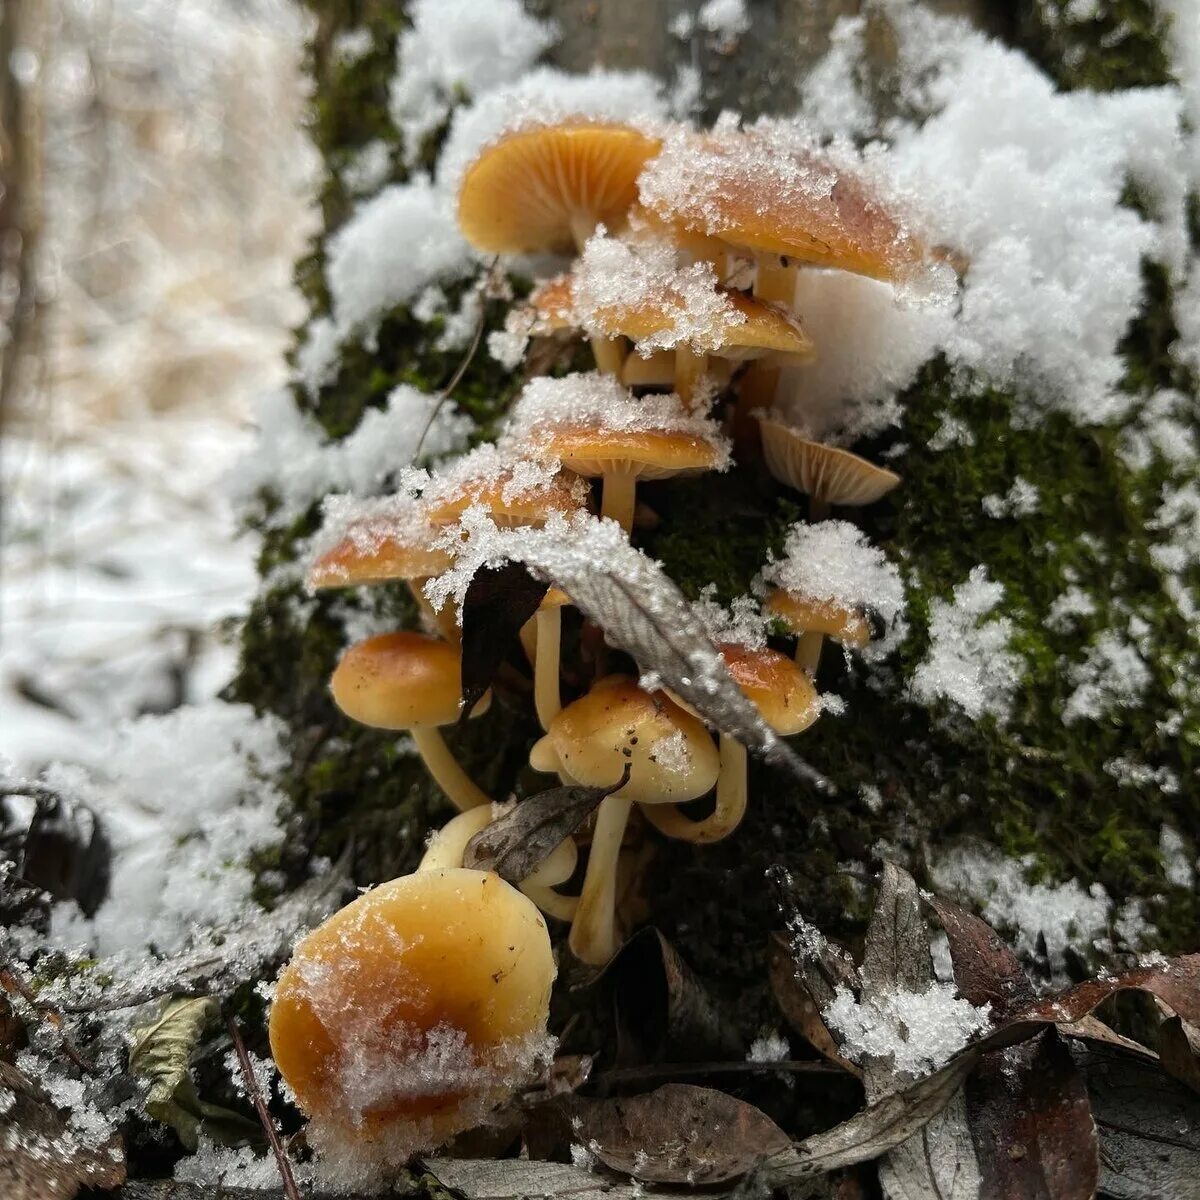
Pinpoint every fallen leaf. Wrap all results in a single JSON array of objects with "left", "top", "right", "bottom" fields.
[
  {"left": 1024, "top": 955, "right": 1200, "bottom": 1028},
  {"left": 862, "top": 862, "right": 931, "bottom": 1005},
  {"left": 0, "top": 1059, "right": 126, "bottom": 1200},
  {"left": 1157, "top": 1016, "right": 1200, "bottom": 1094},
  {"left": 427, "top": 1156, "right": 697, "bottom": 1199},
  {"left": 564, "top": 1083, "right": 791, "bottom": 1184},
  {"left": 129, "top": 996, "right": 258, "bottom": 1151},
  {"left": 458, "top": 562, "right": 549, "bottom": 724},
  {"left": 463, "top": 767, "right": 628, "bottom": 883},
  {"left": 603, "top": 928, "right": 740, "bottom": 1066},
  {"left": 768, "top": 933, "right": 862, "bottom": 1077}
]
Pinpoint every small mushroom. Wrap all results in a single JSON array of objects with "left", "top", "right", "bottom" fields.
[
  {"left": 758, "top": 415, "right": 900, "bottom": 521},
  {"left": 507, "top": 374, "right": 730, "bottom": 532},
  {"left": 529, "top": 676, "right": 721, "bottom": 965},
  {"left": 457, "top": 120, "right": 662, "bottom": 375},
  {"left": 765, "top": 587, "right": 870, "bottom": 675},
  {"left": 419, "top": 806, "right": 580, "bottom": 922},
  {"left": 308, "top": 503, "right": 457, "bottom": 640},
  {"left": 269, "top": 868, "right": 555, "bottom": 1153},
  {"left": 642, "top": 643, "right": 819, "bottom": 844},
  {"left": 331, "top": 632, "right": 492, "bottom": 812}
]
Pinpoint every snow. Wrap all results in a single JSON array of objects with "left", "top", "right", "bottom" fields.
[
  {"left": 824, "top": 981, "right": 990, "bottom": 1079},
  {"left": 1104, "top": 756, "right": 1179, "bottom": 794},
  {"left": 437, "top": 67, "right": 669, "bottom": 199},
  {"left": 760, "top": 520, "right": 907, "bottom": 647},
  {"left": 698, "top": 0, "right": 750, "bottom": 38},
  {"left": 1062, "top": 628, "right": 1152, "bottom": 725},
  {"left": 1046, "top": 586, "right": 1099, "bottom": 634},
  {"left": 389, "top": 0, "right": 557, "bottom": 164},
  {"left": 43, "top": 699, "right": 289, "bottom": 957},
  {"left": 572, "top": 231, "right": 745, "bottom": 353},
  {"left": 1159, "top": 825, "right": 1195, "bottom": 889},
  {"left": 692, "top": 587, "right": 770, "bottom": 651},
  {"left": 326, "top": 178, "right": 476, "bottom": 342},
  {"left": 909, "top": 566, "right": 1021, "bottom": 722},
  {"left": 930, "top": 841, "right": 1144, "bottom": 974},
  {"left": 981, "top": 476, "right": 1039, "bottom": 519},
  {"left": 747, "top": 1032, "right": 790, "bottom": 1063}
]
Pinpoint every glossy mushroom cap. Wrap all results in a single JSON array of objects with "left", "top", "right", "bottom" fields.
[
  {"left": 308, "top": 521, "right": 454, "bottom": 589},
  {"left": 331, "top": 632, "right": 489, "bottom": 729},
  {"left": 758, "top": 417, "right": 900, "bottom": 507},
  {"left": 530, "top": 426, "right": 725, "bottom": 483},
  {"left": 424, "top": 463, "right": 590, "bottom": 529},
  {"left": 534, "top": 675, "right": 720, "bottom": 804},
  {"left": 639, "top": 127, "right": 924, "bottom": 283},
  {"left": 766, "top": 589, "right": 870, "bottom": 648},
  {"left": 269, "top": 868, "right": 555, "bottom": 1146},
  {"left": 718, "top": 643, "right": 820, "bottom": 735},
  {"left": 458, "top": 121, "right": 662, "bottom": 254}
]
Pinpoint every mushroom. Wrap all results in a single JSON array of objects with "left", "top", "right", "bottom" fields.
[
  {"left": 534, "top": 255, "right": 814, "bottom": 406},
  {"left": 419, "top": 806, "right": 580, "bottom": 922},
  {"left": 530, "top": 586, "right": 571, "bottom": 731},
  {"left": 457, "top": 120, "right": 662, "bottom": 374},
  {"left": 269, "top": 868, "right": 555, "bottom": 1152},
  {"left": 758, "top": 416, "right": 900, "bottom": 521},
  {"left": 331, "top": 632, "right": 493, "bottom": 812},
  {"left": 642, "top": 643, "right": 819, "bottom": 844},
  {"left": 765, "top": 587, "right": 870, "bottom": 674},
  {"left": 528, "top": 675, "right": 721, "bottom": 965},
  {"left": 505, "top": 373, "right": 731, "bottom": 532},
  {"left": 308, "top": 499, "right": 457, "bottom": 640}
]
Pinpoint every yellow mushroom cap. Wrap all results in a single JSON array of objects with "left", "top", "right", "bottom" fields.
[
  {"left": 269, "top": 868, "right": 555, "bottom": 1145},
  {"left": 766, "top": 588, "right": 871, "bottom": 648},
  {"left": 535, "top": 425, "right": 725, "bottom": 482},
  {"left": 457, "top": 121, "right": 662, "bottom": 254},
  {"left": 424, "top": 461, "right": 591, "bottom": 528},
  {"left": 639, "top": 126, "right": 925, "bottom": 283},
  {"left": 308, "top": 518, "right": 453, "bottom": 589},
  {"left": 758, "top": 417, "right": 901, "bottom": 507},
  {"left": 529, "top": 275, "right": 576, "bottom": 333},
  {"left": 539, "top": 675, "right": 720, "bottom": 804},
  {"left": 331, "top": 632, "right": 489, "bottom": 729},
  {"left": 718, "top": 643, "right": 820, "bottom": 736}
]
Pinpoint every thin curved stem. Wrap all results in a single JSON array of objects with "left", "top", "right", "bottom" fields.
[
  {"left": 411, "top": 726, "right": 491, "bottom": 811},
  {"left": 521, "top": 883, "right": 580, "bottom": 922},
  {"left": 569, "top": 793, "right": 634, "bottom": 966},
  {"left": 601, "top": 471, "right": 638, "bottom": 532},
  {"left": 533, "top": 606, "right": 562, "bottom": 731},
  {"left": 795, "top": 631, "right": 824, "bottom": 677},
  {"left": 641, "top": 735, "right": 747, "bottom": 844},
  {"left": 674, "top": 344, "right": 707, "bottom": 407}
]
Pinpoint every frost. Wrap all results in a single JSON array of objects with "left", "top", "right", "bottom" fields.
[
  {"left": 437, "top": 67, "right": 668, "bottom": 199},
  {"left": 824, "top": 981, "right": 990, "bottom": 1079},
  {"left": 1117, "top": 389, "right": 1197, "bottom": 472},
  {"left": 981, "top": 476, "right": 1039, "bottom": 519},
  {"left": 691, "top": 586, "right": 769, "bottom": 651},
  {"left": 760, "top": 520, "right": 907, "bottom": 652},
  {"left": 747, "top": 1032, "right": 790, "bottom": 1063},
  {"left": 487, "top": 327, "right": 529, "bottom": 369},
  {"left": 927, "top": 414, "right": 975, "bottom": 451},
  {"left": 1046, "top": 586, "right": 1098, "bottom": 634},
  {"left": 389, "top": 0, "right": 557, "bottom": 164},
  {"left": 1062, "top": 629, "right": 1152, "bottom": 725},
  {"left": 651, "top": 729, "right": 692, "bottom": 776},
  {"left": 44, "top": 700, "right": 289, "bottom": 957},
  {"left": 1160, "top": 826, "right": 1195, "bottom": 889},
  {"left": 930, "top": 841, "right": 1137, "bottom": 974},
  {"left": 326, "top": 178, "right": 476, "bottom": 341},
  {"left": 1103, "top": 757, "right": 1179, "bottom": 794},
  {"left": 910, "top": 566, "right": 1021, "bottom": 722}
]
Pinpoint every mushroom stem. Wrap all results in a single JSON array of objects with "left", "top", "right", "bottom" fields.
[
  {"left": 518, "top": 616, "right": 538, "bottom": 668},
  {"left": 533, "top": 605, "right": 563, "bottom": 730},
  {"left": 591, "top": 335, "right": 626, "bottom": 376},
  {"left": 521, "top": 834, "right": 580, "bottom": 921},
  {"left": 521, "top": 884, "right": 580, "bottom": 922},
  {"left": 674, "top": 344, "right": 707, "bottom": 407},
  {"left": 810, "top": 496, "right": 831, "bottom": 522},
  {"left": 732, "top": 360, "right": 778, "bottom": 453},
  {"left": 755, "top": 257, "right": 797, "bottom": 305},
  {"left": 795, "top": 631, "right": 825, "bottom": 676},
  {"left": 409, "top": 578, "right": 460, "bottom": 644},
  {"left": 600, "top": 470, "right": 638, "bottom": 532},
  {"left": 568, "top": 792, "right": 634, "bottom": 965},
  {"left": 641, "top": 734, "right": 747, "bottom": 844},
  {"left": 410, "top": 726, "right": 492, "bottom": 811}
]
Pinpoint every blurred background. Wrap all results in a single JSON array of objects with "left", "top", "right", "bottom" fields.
[{"left": 0, "top": 0, "right": 318, "bottom": 772}]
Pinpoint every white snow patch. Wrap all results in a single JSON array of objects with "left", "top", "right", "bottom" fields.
[
  {"left": 1062, "top": 629, "right": 1152, "bottom": 724},
  {"left": 981, "top": 476, "right": 1039, "bottom": 519},
  {"left": 1159, "top": 825, "right": 1195, "bottom": 889}
]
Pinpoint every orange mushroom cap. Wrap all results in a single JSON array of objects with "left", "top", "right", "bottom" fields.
[{"left": 718, "top": 642, "right": 821, "bottom": 735}]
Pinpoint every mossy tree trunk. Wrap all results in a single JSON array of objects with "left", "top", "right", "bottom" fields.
[{"left": 231, "top": 0, "right": 1198, "bottom": 1046}]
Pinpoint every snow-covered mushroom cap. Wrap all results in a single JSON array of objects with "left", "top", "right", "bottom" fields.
[
  {"left": 331, "top": 632, "right": 488, "bottom": 729},
  {"left": 759, "top": 417, "right": 900, "bottom": 507},
  {"left": 718, "top": 642, "right": 820, "bottom": 736},
  {"left": 638, "top": 122, "right": 925, "bottom": 283},
  {"left": 765, "top": 589, "right": 871, "bottom": 648},
  {"left": 269, "top": 868, "right": 555, "bottom": 1150},
  {"left": 457, "top": 120, "right": 662, "bottom": 254}
]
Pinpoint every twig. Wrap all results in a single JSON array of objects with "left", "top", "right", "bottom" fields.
[
  {"left": 225, "top": 1010, "right": 302, "bottom": 1200},
  {"left": 595, "top": 1058, "right": 847, "bottom": 1091},
  {"left": 0, "top": 965, "right": 99, "bottom": 1074}
]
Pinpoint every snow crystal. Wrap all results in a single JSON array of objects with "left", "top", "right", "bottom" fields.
[
  {"left": 306, "top": 484, "right": 437, "bottom": 580},
  {"left": 1103, "top": 756, "right": 1179, "bottom": 794},
  {"left": 1046, "top": 586, "right": 1098, "bottom": 634},
  {"left": 760, "top": 520, "right": 906, "bottom": 648},
  {"left": 928, "top": 414, "right": 976, "bottom": 451},
  {"left": 422, "top": 443, "right": 588, "bottom": 513},
  {"left": 981, "top": 476, "right": 1039, "bottom": 519},
  {"left": 698, "top": 0, "right": 750, "bottom": 38},
  {"left": 1117, "top": 389, "right": 1197, "bottom": 472},
  {"left": 332, "top": 27, "right": 373, "bottom": 65},
  {"left": 437, "top": 66, "right": 668, "bottom": 199},
  {"left": 859, "top": 783, "right": 884, "bottom": 813},
  {"left": 910, "top": 566, "right": 1021, "bottom": 722},
  {"left": 651, "top": 729, "right": 693, "bottom": 776},
  {"left": 487, "top": 327, "right": 529, "bottom": 369},
  {"left": 1159, "top": 825, "right": 1195, "bottom": 889},
  {"left": 747, "top": 1032, "right": 790, "bottom": 1063},
  {"left": 46, "top": 700, "right": 289, "bottom": 957},
  {"left": 930, "top": 841, "right": 1133, "bottom": 974},
  {"left": 295, "top": 316, "right": 340, "bottom": 398},
  {"left": 572, "top": 231, "right": 744, "bottom": 353},
  {"left": 503, "top": 372, "right": 732, "bottom": 462},
  {"left": 232, "top": 386, "right": 472, "bottom": 524},
  {"left": 342, "top": 138, "right": 392, "bottom": 197},
  {"left": 669, "top": 12, "right": 695, "bottom": 39},
  {"left": 692, "top": 586, "right": 769, "bottom": 651},
  {"left": 326, "top": 178, "right": 476, "bottom": 340},
  {"left": 1148, "top": 482, "right": 1200, "bottom": 619},
  {"left": 1062, "top": 629, "right": 1151, "bottom": 725},
  {"left": 824, "top": 981, "right": 990, "bottom": 1079},
  {"left": 389, "top": 0, "right": 556, "bottom": 164}
]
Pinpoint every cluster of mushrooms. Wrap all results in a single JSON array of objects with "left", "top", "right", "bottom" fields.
[{"left": 269, "top": 117, "right": 924, "bottom": 1153}]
